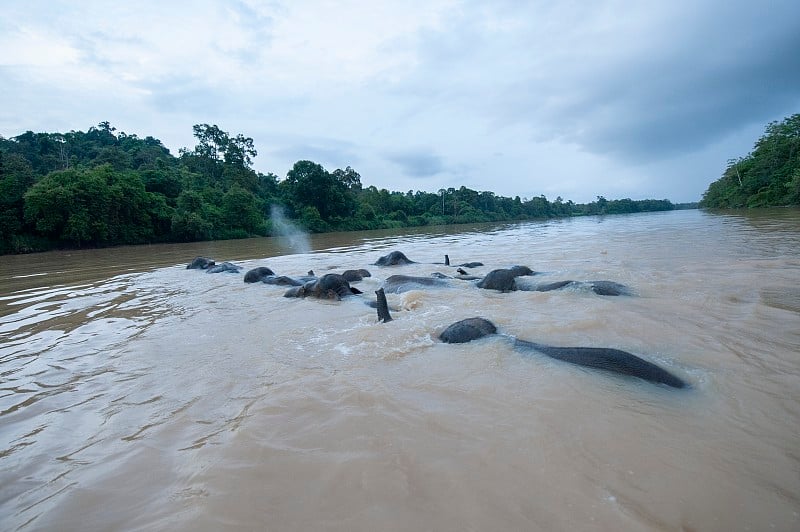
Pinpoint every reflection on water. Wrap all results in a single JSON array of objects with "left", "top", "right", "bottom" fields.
[{"left": 1, "top": 209, "right": 799, "bottom": 531}]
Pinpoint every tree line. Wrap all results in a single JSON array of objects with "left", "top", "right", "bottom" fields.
[
  {"left": 701, "top": 113, "right": 800, "bottom": 208},
  {"left": 1, "top": 122, "right": 680, "bottom": 254}
]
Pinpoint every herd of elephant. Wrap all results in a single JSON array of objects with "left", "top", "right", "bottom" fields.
[{"left": 187, "top": 250, "right": 687, "bottom": 389}]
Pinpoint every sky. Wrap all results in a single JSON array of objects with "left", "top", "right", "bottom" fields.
[{"left": 1, "top": 1, "right": 799, "bottom": 203}]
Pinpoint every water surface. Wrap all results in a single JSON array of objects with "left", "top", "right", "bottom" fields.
[{"left": 1, "top": 209, "right": 799, "bottom": 531}]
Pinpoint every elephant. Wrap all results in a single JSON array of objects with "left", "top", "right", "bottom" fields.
[
  {"left": 244, "top": 266, "right": 276, "bottom": 283},
  {"left": 187, "top": 256, "right": 215, "bottom": 270},
  {"left": 532, "top": 280, "right": 631, "bottom": 296},
  {"left": 283, "top": 273, "right": 363, "bottom": 300},
  {"left": 587, "top": 281, "right": 631, "bottom": 296},
  {"left": 262, "top": 275, "right": 308, "bottom": 286},
  {"left": 374, "top": 251, "right": 416, "bottom": 266},
  {"left": 438, "top": 317, "right": 498, "bottom": 343},
  {"left": 474, "top": 267, "right": 630, "bottom": 296},
  {"left": 245, "top": 266, "right": 317, "bottom": 286},
  {"left": 206, "top": 262, "right": 241, "bottom": 274},
  {"left": 381, "top": 274, "right": 452, "bottom": 294},
  {"left": 341, "top": 269, "right": 372, "bottom": 282},
  {"left": 475, "top": 266, "right": 536, "bottom": 291},
  {"left": 438, "top": 317, "right": 686, "bottom": 388},
  {"left": 443, "top": 255, "right": 483, "bottom": 268}
]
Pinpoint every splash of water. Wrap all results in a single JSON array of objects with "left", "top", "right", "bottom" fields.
[{"left": 270, "top": 205, "right": 311, "bottom": 254}]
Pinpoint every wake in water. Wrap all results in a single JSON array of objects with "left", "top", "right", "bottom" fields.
[{"left": 270, "top": 205, "right": 311, "bottom": 254}]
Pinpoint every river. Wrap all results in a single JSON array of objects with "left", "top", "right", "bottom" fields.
[{"left": 1, "top": 209, "right": 799, "bottom": 531}]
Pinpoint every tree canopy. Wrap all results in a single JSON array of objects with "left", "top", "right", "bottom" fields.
[{"left": 701, "top": 114, "right": 800, "bottom": 208}]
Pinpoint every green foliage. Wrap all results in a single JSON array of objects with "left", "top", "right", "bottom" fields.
[
  {"left": 1, "top": 122, "right": 678, "bottom": 254},
  {"left": 297, "top": 205, "right": 329, "bottom": 233},
  {"left": 280, "top": 160, "right": 358, "bottom": 223},
  {"left": 171, "top": 190, "right": 218, "bottom": 242},
  {"left": 0, "top": 152, "right": 36, "bottom": 252},
  {"left": 22, "top": 165, "right": 169, "bottom": 247},
  {"left": 221, "top": 186, "right": 265, "bottom": 235},
  {"left": 701, "top": 114, "right": 800, "bottom": 208}
]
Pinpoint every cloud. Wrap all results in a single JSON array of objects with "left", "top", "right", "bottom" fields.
[
  {"left": 270, "top": 138, "right": 362, "bottom": 174},
  {"left": 390, "top": 0, "right": 800, "bottom": 163},
  {"left": 1, "top": 0, "right": 798, "bottom": 204},
  {"left": 385, "top": 148, "right": 445, "bottom": 178}
]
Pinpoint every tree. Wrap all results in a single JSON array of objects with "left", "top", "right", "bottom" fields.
[
  {"left": 0, "top": 152, "right": 35, "bottom": 251},
  {"left": 332, "top": 166, "right": 362, "bottom": 191},
  {"left": 191, "top": 124, "right": 229, "bottom": 162},
  {"left": 281, "top": 160, "right": 357, "bottom": 224},
  {"left": 221, "top": 186, "right": 263, "bottom": 234},
  {"left": 701, "top": 113, "right": 800, "bottom": 208},
  {"left": 224, "top": 133, "right": 257, "bottom": 169},
  {"left": 171, "top": 190, "right": 217, "bottom": 241},
  {"left": 23, "top": 167, "right": 111, "bottom": 246}
]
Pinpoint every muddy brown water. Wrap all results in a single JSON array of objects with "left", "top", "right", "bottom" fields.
[{"left": 1, "top": 209, "right": 799, "bottom": 531}]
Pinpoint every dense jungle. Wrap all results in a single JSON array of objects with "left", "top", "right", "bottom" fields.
[{"left": 2, "top": 121, "right": 689, "bottom": 254}]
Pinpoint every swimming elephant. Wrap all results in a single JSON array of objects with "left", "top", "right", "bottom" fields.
[
  {"left": 341, "top": 269, "right": 372, "bottom": 282},
  {"left": 381, "top": 274, "right": 452, "bottom": 294},
  {"left": 475, "top": 266, "right": 536, "bottom": 292},
  {"left": 532, "top": 280, "right": 631, "bottom": 296},
  {"left": 206, "top": 262, "right": 242, "bottom": 274},
  {"left": 439, "top": 317, "right": 686, "bottom": 388},
  {"left": 262, "top": 275, "right": 308, "bottom": 286},
  {"left": 244, "top": 266, "right": 276, "bottom": 283},
  {"left": 474, "top": 267, "right": 630, "bottom": 296},
  {"left": 439, "top": 317, "right": 498, "bottom": 343},
  {"left": 374, "top": 251, "right": 416, "bottom": 266},
  {"left": 283, "top": 273, "right": 363, "bottom": 300},
  {"left": 187, "top": 256, "right": 215, "bottom": 270},
  {"left": 443, "top": 255, "right": 482, "bottom": 268},
  {"left": 587, "top": 281, "right": 630, "bottom": 296}
]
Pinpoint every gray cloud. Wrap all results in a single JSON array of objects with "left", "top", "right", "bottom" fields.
[
  {"left": 557, "top": 5, "right": 800, "bottom": 161},
  {"left": 144, "top": 79, "right": 229, "bottom": 116},
  {"left": 385, "top": 148, "right": 445, "bottom": 178},
  {"left": 394, "top": 0, "right": 800, "bottom": 164},
  {"left": 270, "top": 139, "right": 361, "bottom": 173},
  {"left": 1, "top": 0, "right": 799, "bottom": 204},
  {"left": 217, "top": 1, "right": 276, "bottom": 66}
]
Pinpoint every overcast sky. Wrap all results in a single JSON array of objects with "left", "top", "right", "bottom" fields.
[{"left": 1, "top": 1, "right": 798, "bottom": 203}]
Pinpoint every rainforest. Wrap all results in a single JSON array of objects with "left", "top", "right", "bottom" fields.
[
  {"left": 0, "top": 122, "right": 683, "bottom": 254},
  {"left": 701, "top": 113, "right": 800, "bottom": 209}
]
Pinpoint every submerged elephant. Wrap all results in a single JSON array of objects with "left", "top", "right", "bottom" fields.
[
  {"left": 187, "top": 256, "right": 215, "bottom": 270},
  {"left": 475, "top": 267, "right": 630, "bottom": 296},
  {"left": 283, "top": 273, "right": 363, "bottom": 300},
  {"left": 475, "top": 266, "right": 536, "bottom": 291},
  {"left": 381, "top": 274, "right": 452, "bottom": 294},
  {"left": 341, "top": 269, "right": 372, "bottom": 282},
  {"left": 374, "top": 251, "right": 416, "bottom": 266},
  {"left": 264, "top": 275, "right": 310, "bottom": 286},
  {"left": 245, "top": 266, "right": 317, "bottom": 286},
  {"left": 439, "top": 317, "right": 686, "bottom": 388},
  {"left": 244, "top": 266, "right": 276, "bottom": 283},
  {"left": 533, "top": 280, "right": 631, "bottom": 296},
  {"left": 205, "top": 262, "right": 242, "bottom": 274},
  {"left": 442, "top": 255, "right": 483, "bottom": 268}
]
